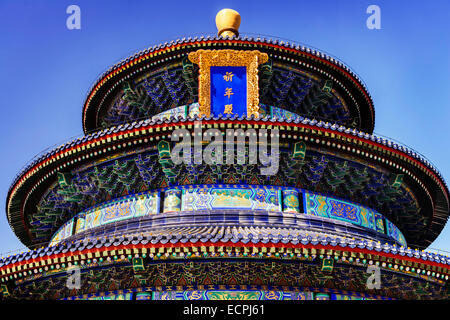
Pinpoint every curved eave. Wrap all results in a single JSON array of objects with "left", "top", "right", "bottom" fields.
[
  {"left": 6, "top": 116, "right": 449, "bottom": 249},
  {"left": 81, "top": 37, "right": 375, "bottom": 134},
  {"left": 1, "top": 235, "right": 449, "bottom": 285}
]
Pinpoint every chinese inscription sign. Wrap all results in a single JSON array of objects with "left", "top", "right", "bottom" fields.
[
  {"left": 188, "top": 49, "right": 269, "bottom": 118},
  {"left": 211, "top": 66, "right": 247, "bottom": 117}
]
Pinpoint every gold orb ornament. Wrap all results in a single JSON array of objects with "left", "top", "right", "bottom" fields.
[{"left": 215, "top": 8, "right": 241, "bottom": 38}]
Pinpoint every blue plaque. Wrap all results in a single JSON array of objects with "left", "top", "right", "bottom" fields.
[{"left": 210, "top": 66, "right": 247, "bottom": 117}]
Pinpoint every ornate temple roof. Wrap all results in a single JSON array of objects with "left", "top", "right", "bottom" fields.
[
  {"left": 81, "top": 36, "right": 375, "bottom": 134},
  {"left": 2, "top": 8, "right": 449, "bottom": 301},
  {"left": 1, "top": 231, "right": 449, "bottom": 300},
  {"left": 2, "top": 230, "right": 449, "bottom": 267},
  {"left": 6, "top": 114, "right": 449, "bottom": 249}
]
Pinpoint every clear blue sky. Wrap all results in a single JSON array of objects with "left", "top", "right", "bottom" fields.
[{"left": 0, "top": 0, "right": 449, "bottom": 255}]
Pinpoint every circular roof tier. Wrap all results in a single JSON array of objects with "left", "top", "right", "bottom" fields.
[
  {"left": 47, "top": 187, "right": 408, "bottom": 247},
  {"left": 81, "top": 36, "right": 375, "bottom": 134},
  {"left": 6, "top": 115, "right": 449, "bottom": 249},
  {"left": 1, "top": 233, "right": 449, "bottom": 300}
]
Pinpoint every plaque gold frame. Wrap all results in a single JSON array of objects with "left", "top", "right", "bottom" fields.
[{"left": 188, "top": 49, "right": 268, "bottom": 118}]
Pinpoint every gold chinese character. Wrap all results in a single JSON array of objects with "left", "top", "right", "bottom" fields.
[
  {"left": 224, "top": 87, "right": 234, "bottom": 98},
  {"left": 224, "top": 104, "right": 233, "bottom": 114},
  {"left": 223, "top": 72, "right": 234, "bottom": 82}
]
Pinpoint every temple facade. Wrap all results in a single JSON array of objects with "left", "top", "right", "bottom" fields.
[{"left": 1, "top": 9, "right": 449, "bottom": 300}]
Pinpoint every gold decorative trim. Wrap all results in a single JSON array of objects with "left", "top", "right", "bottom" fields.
[{"left": 188, "top": 49, "right": 268, "bottom": 117}]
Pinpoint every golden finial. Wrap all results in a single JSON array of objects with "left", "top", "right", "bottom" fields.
[{"left": 216, "top": 8, "right": 241, "bottom": 38}]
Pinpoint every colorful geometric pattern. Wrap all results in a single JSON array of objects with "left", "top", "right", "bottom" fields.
[
  {"left": 50, "top": 218, "right": 74, "bottom": 245},
  {"left": 150, "top": 103, "right": 302, "bottom": 122},
  {"left": 305, "top": 192, "right": 406, "bottom": 246},
  {"left": 331, "top": 294, "right": 374, "bottom": 300},
  {"left": 151, "top": 102, "right": 201, "bottom": 121},
  {"left": 87, "top": 293, "right": 133, "bottom": 300},
  {"left": 181, "top": 186, "right": 281, "bottom": 212},
  {"left": 152, "top": 290, "right": 313, "bottom": 300},
  {"left": 374, "top": 212, "right": 386, "bottom": 234},
  {"left": 386, "top": 219, "right": 407, "bottom": 247},
  {"left": 50, "top": 192, "right": 159, "bottom": 243},
  {"left": 64, "top": 290, "right": 377, "bottom": 300},
  {"left": 270, "top": 104, "right": 304, "bottom": 121},
  {"left": 151, "top": 105, "right": 187, "bottom": 122},
  {"left": 306, "top": 192, "right": 374, "bottom": 228},
  {"left": 48, "top": 185, "right": 406, "bottom": 246}
]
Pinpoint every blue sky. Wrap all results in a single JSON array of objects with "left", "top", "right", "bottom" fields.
[{"left": 0, "top": 0, "right": 449, "bottom": 255}]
